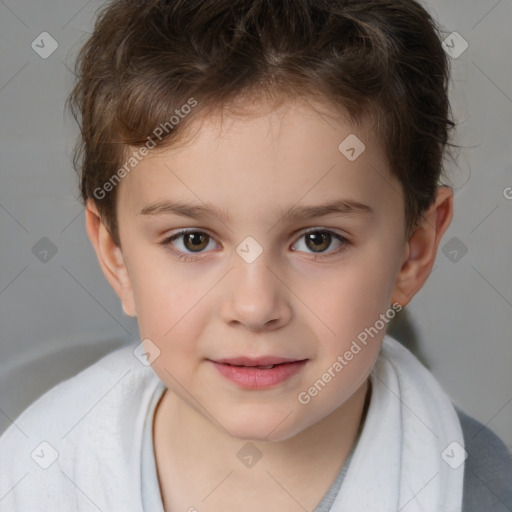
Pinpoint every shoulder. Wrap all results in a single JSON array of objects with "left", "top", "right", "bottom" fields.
[
  {"left": 0, "top": 342, "right": 148, "bottom": 439},
  {"left": 0, "top": 342, "right": 161, "bottom": 511},
  {"left": 456, "top": 407, "right": 512, "bottom": 512}
]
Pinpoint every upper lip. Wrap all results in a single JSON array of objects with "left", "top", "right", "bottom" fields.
[{"left": 212, "top": 356, "right": 306, "bottom": 366}]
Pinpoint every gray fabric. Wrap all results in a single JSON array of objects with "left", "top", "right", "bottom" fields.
[
  {"left": 312, "top": 447, "right": 353, "bottom": 511},
  {"left": 456, "top": 407, "right": 512, "bottom": 512},
  {"left": 140, "top": 390, "right": 512, "bottom": 512}
]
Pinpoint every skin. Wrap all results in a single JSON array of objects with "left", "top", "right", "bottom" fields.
[{"left": 85, "top": 96, "right": 453, "bottom": 510}]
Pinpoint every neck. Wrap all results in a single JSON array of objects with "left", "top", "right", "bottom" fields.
[{"left": 153, "top": 378, "right": 371, "bottom": 489}]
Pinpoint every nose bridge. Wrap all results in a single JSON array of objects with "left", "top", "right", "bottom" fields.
[{"left": 221, "top": 240, "right": 291, "bottom": 330}]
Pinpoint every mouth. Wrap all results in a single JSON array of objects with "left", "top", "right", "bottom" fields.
[
  {"left": 212, "top": 356, "right": 304, "bottom": 367},
  {"left": 209, "top": 356, "right": 308, "bottom": 389}
]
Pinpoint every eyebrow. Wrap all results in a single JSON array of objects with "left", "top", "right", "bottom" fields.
[{"left": 139, "top": 198, "right": 373, "bottom": 224}]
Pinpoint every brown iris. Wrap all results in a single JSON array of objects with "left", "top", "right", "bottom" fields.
[
  {"left": 304, "top": 231, "right": 332, "bottom": 252},
  {"left": 183, "top": 232, "right": 209, "bottom": 252}
]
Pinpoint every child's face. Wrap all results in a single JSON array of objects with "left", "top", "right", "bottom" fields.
[{"left": 114, "top": 98, "right": 409, "bottom": 441}]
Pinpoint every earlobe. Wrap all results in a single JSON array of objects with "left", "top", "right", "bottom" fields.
[
  {"left": 391, "top": 186, "right": 453, "bottom": 307},
  {"left": 84, "top": 199, "right": 137, "bottom": 317}
]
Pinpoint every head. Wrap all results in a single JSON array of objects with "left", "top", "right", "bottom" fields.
[{"left": 68, "top": 0, "right": 456, "bottom": 441}]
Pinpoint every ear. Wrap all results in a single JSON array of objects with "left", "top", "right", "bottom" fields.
[
  {"left": 391, "top": 186, "right": 453, "bottom": 307},
  {"left": 84, "top": 199, "right": 137, "bottom": 317}
]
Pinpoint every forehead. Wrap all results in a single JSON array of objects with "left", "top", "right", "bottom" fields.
[{"left": 117, "top": 97, "right": 400, "bottom": 225}]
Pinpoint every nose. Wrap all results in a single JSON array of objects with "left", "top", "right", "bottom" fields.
[{"left": 219, "top": 250, "right": 293, "bottom": 332}]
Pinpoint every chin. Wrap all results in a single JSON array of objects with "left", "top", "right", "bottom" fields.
[{"left": 221, "top": 408, "right": 306, "bottom": 442}]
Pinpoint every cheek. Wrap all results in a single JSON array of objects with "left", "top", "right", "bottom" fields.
[
  {"left": 140, "top": 294, "right": 207, "bottom": 387},
  {"left": 307, "top": 254, "right": 399, "bottom": 333},
  {"left": 127, "top": 264, "right": 206, "bottom": 380},
  {"left": 127, "top": 248, "right": 200, "bottom": 329},
  {"left": 302, "top": 242, "right": 401, "bottom": 366}
]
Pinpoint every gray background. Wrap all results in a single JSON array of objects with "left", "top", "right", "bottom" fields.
[{"left": 1, "top": 0, "right": 511, "bottom": 450}]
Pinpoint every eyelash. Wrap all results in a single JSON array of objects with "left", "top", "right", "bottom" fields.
[{"left": 159, "top": 228, "right": 350, "bottom": 262}]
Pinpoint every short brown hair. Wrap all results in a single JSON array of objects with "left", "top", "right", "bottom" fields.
[{"left": 67, "top": 0, "right": 456, "bottom": 247}]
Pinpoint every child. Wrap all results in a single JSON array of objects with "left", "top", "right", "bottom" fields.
[{"left": 1, "top": 0, "right": 511, "bottom": 510}]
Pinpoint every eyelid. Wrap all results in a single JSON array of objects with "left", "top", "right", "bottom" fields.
[{"left": 293, "top": 225, "right": 350, "bottom": 240}]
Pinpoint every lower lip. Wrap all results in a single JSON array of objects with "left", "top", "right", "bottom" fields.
[{"left": 210, "top": 360, "right": 307, "bottom": 389}]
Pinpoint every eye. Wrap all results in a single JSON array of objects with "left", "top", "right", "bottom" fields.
[
  {"left": 160, "top": 230, "right": 219, "bottom": 261},
  {"left": 291, "top": 229, "right": 349, "bottom": 259},
  {"left": 160, "top": 228, "right": 349, "bottom": 262}
]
